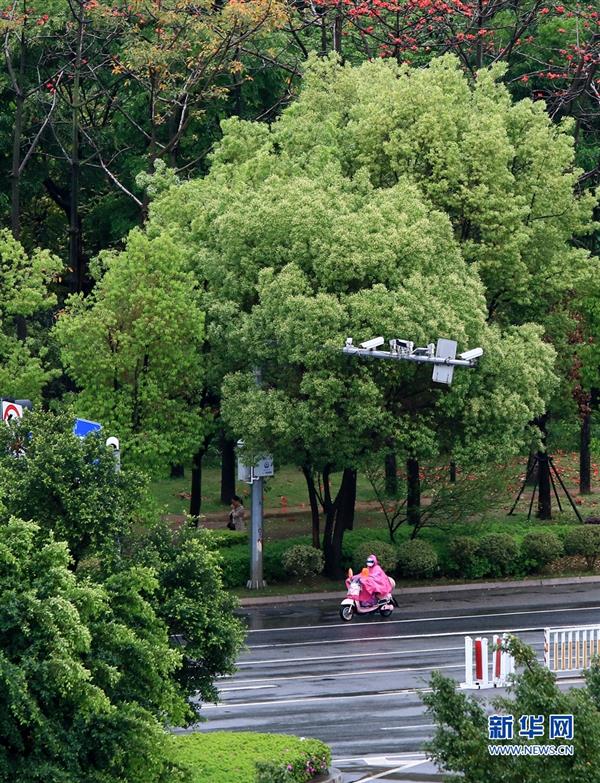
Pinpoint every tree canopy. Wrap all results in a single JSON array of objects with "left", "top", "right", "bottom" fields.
[
  {"left": 55, "top": 229, "right": 207, "bottom": 474},
  {"left": 0, "top": 518, "right": 188, "bottom": 783}
]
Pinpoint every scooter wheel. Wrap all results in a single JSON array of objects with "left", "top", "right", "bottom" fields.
[
  {"left": 340, "top": 605, "right": 354, "bottom": 622},
  {"left": 379, "top": 607, "right": 393, "bottom": 618}
]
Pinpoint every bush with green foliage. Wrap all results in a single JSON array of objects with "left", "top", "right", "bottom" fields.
[
  {"left": 219, "top": 545, "right": 251, "bottom": 588},
  {"left": 446, "top": 536, "right": 489, "bottom": 579},
  {"left": 0, "top": 518, "right": 188, "bottom": 783},
  {"left": 0, "top": 410, "right": 147, "bottom": 567},
  {"left": 476, "top": 533, "right": 519, "bottom": 577},
  {"left": 352, "top": 541, "right": 398, "bottom": 574},
  {"left": 564, "top": 526, "right": 600, "bottom": 570},
  {"left": 520, "top": 531, "right": 563, "bottom": 572},
  {"left": 282, "top": 545, "right": 324, "bottom": 580},
  {"left": 423, "top": 636, "right": 600, "bottom": 782},
  {"left": 170, "top": 732, "right": 331, "bottom": 783},
  {"left": 127, "top": 521, "right": 246, "bottom": 707},
  {"left": 397, "top": 539, "right": 438, "bottom": 578}
]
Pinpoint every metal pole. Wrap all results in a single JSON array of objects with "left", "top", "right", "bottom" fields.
[
  {"left": 247, "top": 474, "right": 265, "bottom": 589},
  {"left": 247, "top": 367, "right": 266, "bottom": 589}
]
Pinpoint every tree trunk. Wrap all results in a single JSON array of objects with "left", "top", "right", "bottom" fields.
[
  {"left": 302, "top": 465, "right": 321, "bottom": 550},
  {"left": 580, "top": 409, "right": 592, "bottom": 495},
  {"left": 406, "top": 457, "right": 421, "bottom": 528},
  {"left": 220, "top": 435, "right": 236, "bottom": 505},
  {"left": 449, "top": 461, "right": 457, "bottom": 483},
  {"left": 322, "top": 467, "right": 357, "bottom": 579},
  {"left": 385, "top": 452, "right": 398, "bottom": 496},
  {"left": 69, "top": 4, "right": 84, "bottom": 292},
  {"left": 536, "top": 415, "right": 551, "bottom": 520},
  {"left": 170, "top": 463, "right": 184, "bottom": 478},
  {"left": 190, "top": 447, "right": 205, "bottom": 524},
  {"left": 10, "top": 32, "right": 25, "bottom": 241},
  {"left": 525, "top": 450, "right": 538, "bottom": 486},
  {"left": 537, "top": 451, "right": 552, "bottom": 520}
]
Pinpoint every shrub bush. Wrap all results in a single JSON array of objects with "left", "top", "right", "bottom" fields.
[
  {"left": 219, "top": 546, "right": 250, "bottom": 588},
  {"left": 352, "top": 541, "right": 398, "bottom": 573},
  {"left": 446, "top": 536, "right": 489, "bottom": 578},
  {"left": 396, "top": 539, "right": 438, "bottom": 578},
  {"left": 205, "top": 530, "right": 248, "bottom": 549},
  {"left": 564, "top": 526, "right": 600, "bottom": 569},
  {"left": 282, "top": 545, "right": 324, "bottom": 580},
  {"left": 520, "top": 531, "right": 563, "bottom": 571},
  {"left": 476, "top": 533, "right": 518, "bottom": 577}
]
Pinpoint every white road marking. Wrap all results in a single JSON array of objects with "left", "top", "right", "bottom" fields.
[
  {"left": 219, "top": 684, "right": 278, "bottom": 692},
  {"left": 248, "top": 625, "right": 544, "bottom": 649},
  {"left": 380, "top": 724, "right": 435, "bottom": 731},
  {"left": 354, "top": 764, "right": 415, "bottom": 782},
  {"left": 221, "top": 663, "right": 462, "bottom": 687},
  {"left": 201, "top": 687, "right": 435, "bottom": 709},
  {"left": 235, "top": 646, "right": 463, "bottom": 666},
  {"left": 333, "top": 753, "right": 427, "bottom": 765},
  {"left": 246, "top": 605, "right": 600, "bottom": 634}
]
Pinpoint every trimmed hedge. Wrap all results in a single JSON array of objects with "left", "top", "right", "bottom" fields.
[
  {"left": 476, "top": 533, "right": 519, "bottom": 577},
  {"left": 282, "top": 545, "right": 324, "bottom": 580},
  {"left": 564, "top": 526, "right": 600, "bottom": 569},
  {"left": 170, "top": 731, "right": 331, "bottom": 783},
  {"left": 397, "top": 539, "right": 438, "bottom": 578},
  {"left": 520, "top": 531, "right": 563, "bottom": 571},
  {"left": 446, "top": 536, "right": 489, "bottom": 579}
]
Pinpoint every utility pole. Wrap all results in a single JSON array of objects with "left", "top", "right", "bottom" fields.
[{"left": 237, "top": 368, "right": 274, "bottom": 590}]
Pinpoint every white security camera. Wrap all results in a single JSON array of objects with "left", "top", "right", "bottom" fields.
[
  {"left": 106, "top": 436, "right": 120, "bottom": 450},
  {"left": 458, "top": 347, "right": 484, "bottom": 361},
  {"left": 345, "top": 337, "right": 353, "bottom": 346},
  {"left": 359, "top": 336, "right": 385, "bottom": 350}
]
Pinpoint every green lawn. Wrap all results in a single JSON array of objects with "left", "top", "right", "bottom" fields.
[
  {"left": 150, "top": 462, "right": 380, "bottom": 516},
  {"left": 169, "top": 732, "right": 330, "bottom": 783}
]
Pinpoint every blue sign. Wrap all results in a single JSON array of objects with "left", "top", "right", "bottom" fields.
[{"left": 73, "top": 418, "right": 103, "bottom": 438}]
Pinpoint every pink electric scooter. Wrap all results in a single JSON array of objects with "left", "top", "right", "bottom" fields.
[{"left": 339, "top": 568, "right": 397, "bottom": 621}]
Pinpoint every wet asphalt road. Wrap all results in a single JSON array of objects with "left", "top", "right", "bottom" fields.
[{"left": 189, "top": 582, "right": 600, "bottom": 782}]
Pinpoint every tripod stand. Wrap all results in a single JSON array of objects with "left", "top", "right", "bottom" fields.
[{"left": 508, "top": 452, "right": 583, "bottom": 522}]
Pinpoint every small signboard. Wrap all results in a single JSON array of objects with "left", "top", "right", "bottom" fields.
[
  {"left": 73, "top": 418, "right": 103, "bottom": 438},
  {"left": 2, "top": 400, "right": 23, "bottom": 421},
  {"left": 432, "top": 339, "right": 457, "bottom": 385},
  {"left": 253, "top": 456, "right": 274, "bottom": 478}
]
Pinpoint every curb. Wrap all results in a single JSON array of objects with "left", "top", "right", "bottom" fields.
[
  {"left": 312, "top": 768, "right": 343, "bottom": 783},
  {"left": 238, "top": 574, "right": 600, "bottom": 606}
]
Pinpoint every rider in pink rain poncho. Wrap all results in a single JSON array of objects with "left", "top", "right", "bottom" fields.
[{"left": 351, "top": 554, "right": 393, "bottom": 606}]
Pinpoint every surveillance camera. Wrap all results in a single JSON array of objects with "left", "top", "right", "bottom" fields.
[
  {"left": 458, "top": 347, "right": 484, "bottom": 361},
  {"left": 390, "top": 339, "right": 414, "bottom": 353},
  {"left": 359, "top": 336, "right": 385, "bottom": 350},
  {"left": 106, "top": 436, "right": 120, "bottom": 450},
  {"left": 345, "top": 337, "right": 353, "bottom": 346}
]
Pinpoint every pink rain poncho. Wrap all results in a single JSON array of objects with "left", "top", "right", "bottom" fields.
[
  {"left": 346, "top": 554, "right": 393, "bottom": 603},
  {"left": 361, "top": 554, "right": 393, "bottom": 598}
]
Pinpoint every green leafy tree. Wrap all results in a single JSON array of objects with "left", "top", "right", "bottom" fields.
[
  {"left": 0, "top": 517, "right": 188, "bottom": 783},
  {"left": 144, "top": 54, "right": 592, "bottom": 575},
  {"left": 0, "top": 410, "right": 146, "bottom": 567},
  {"left": 54, "top": 228, "right": 206, "bottom": 475},
  {"left": 423, "top": 636, "right": 600, "bottom": 782},
  {"left": 126, "top": 522, "right": 246, "bottom": 707},
  {"left": 0, "top": 229, "right": 62, "bottom": 399}
]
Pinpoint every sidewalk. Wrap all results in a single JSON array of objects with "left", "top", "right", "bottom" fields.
[{"left": 238, "top": 573, "right": 600, "bottom": 606}]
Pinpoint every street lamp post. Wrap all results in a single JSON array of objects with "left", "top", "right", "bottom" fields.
[{"left": 342, "top": 337, "right": 483, "bottom": 385}]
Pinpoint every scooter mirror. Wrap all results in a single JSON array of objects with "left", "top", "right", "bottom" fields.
[{"left": 347, "top": 568, "right": 353, "bottom": 578}]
